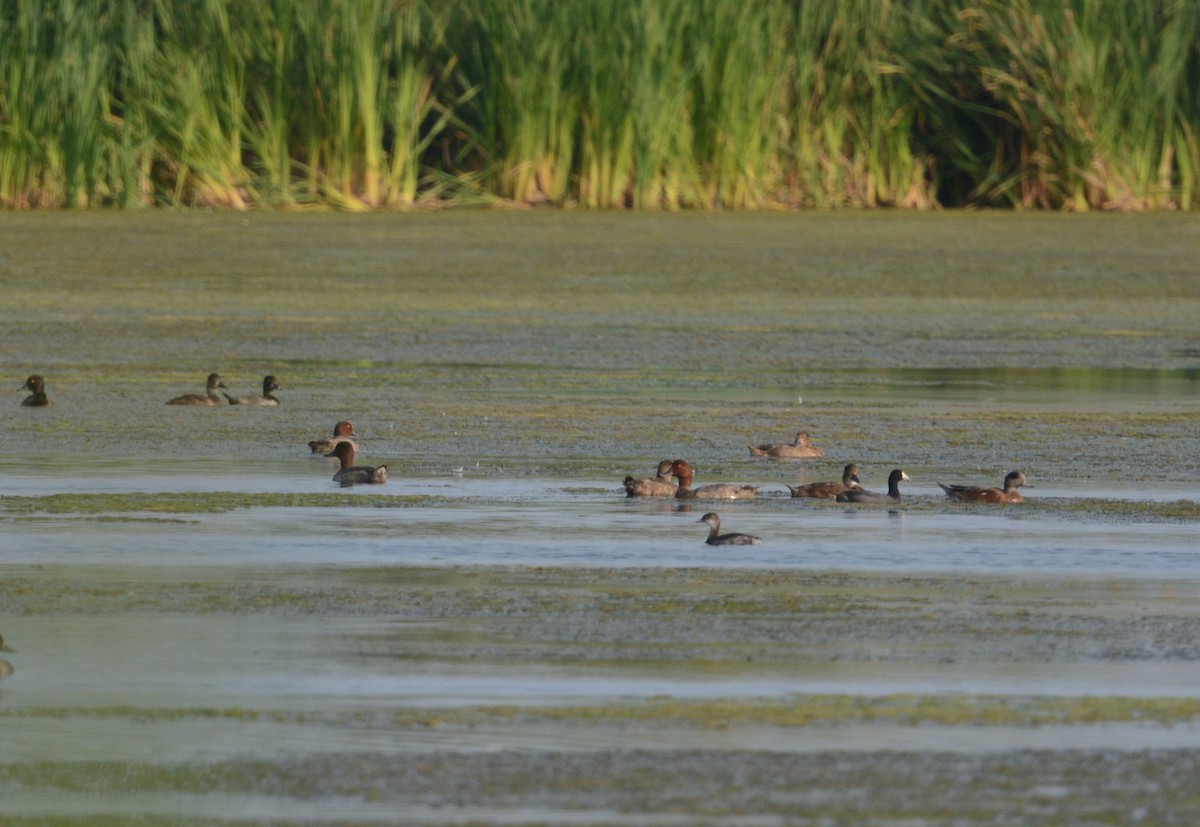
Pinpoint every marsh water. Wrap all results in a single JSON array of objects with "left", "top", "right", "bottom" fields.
[{"left": 2, "top": 211, "right": 1200, "bottom": 824}]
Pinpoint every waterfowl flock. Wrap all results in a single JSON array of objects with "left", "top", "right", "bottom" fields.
[
  {"left": 621, "top": 426, "right": 1028, "bottom": 545},
  {"left": 16, "top": 375, "right": 1030, "bottom": 543}
]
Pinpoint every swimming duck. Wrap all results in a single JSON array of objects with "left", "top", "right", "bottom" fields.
[
  {"left": 836, "top": 469, "right": 909, "bottom": 503},
  {"left": 788, "top": 463, "right": 861, "bottom": 499},
  {"left": 308, "top": 421, "right": 358, "bottom": 454},
  {"left": 697, "top": 512, "right": 761, "bottom": 546},
  {"left": 325, "top": 440, "right": 387, "bottom": 487},
  {"left": 938, "top": 470, "right": 1026, "bottom": 504},
  {"left": 748, "top": 431, "right": 824, "bottom": 458},
  {"left": 670, "top": 459, "right": 758, "bottom": 500},
  {"left": 167, "top": 373, "right": 227, "bottom": 406},
  {"left": 19, "top": 375, "right": 50, "bottom": 406},
  {"left": 623, "top": 460, "right": 677, "bottom": 497},
  {"left": 224, "top": 375, "right": 280, "bottom": 406},
  {"left": 0, "top": 634, "right": 12, "bottom": 678}
]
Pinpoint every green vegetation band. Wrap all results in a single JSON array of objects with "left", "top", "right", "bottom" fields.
[{"left": 1, "top": 0, "right": 1196, "bottom": 210}]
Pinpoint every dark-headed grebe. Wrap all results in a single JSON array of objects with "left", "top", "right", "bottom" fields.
[
  {"left": 225, "top": 375, "right": 280, "bottom": 405},
  {"left": 20, "top": 375, "right": 50, "bottom": 407},
  {"left": 697, "top": 512, "right": 761, "bottom": 546}
]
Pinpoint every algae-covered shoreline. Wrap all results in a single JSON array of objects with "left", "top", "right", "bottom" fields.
[{"left": 4, "top": 564, "right": 1200, "bottom": 824}]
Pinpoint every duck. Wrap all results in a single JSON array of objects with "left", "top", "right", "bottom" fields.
[
  {"left": 623, "top": 460, "right": 677, "bottom": 497},
  {"left": 166, "top": 373, "right": 227, "bottom": 406},
  {"left": 697, "top": 512, "right": 761, "bottom": 546},
  {"left": 938, "top": 470, "right": 1026, "bottom": 504},
  {"left": 325, "top": 440, "right": 387, "bottom": 487},
  {"left": 748, "top": 431, "right": 824, "bottom": 458},
  {"left": 0, "top": 633, "right": 12, "bottom": 679},
  {"left": 308, "top": 421, "right": 358, "bottom": 454},
  {"left": 19, "top": 375, "right": 50, "bottom": 406},
  {"left": 788, "top": 463, "right": 861, "bottom": 499},
  {"left": 670, "top": 459, "right": 758, "bottom": 500},
  {"left": 224, "top": 375, "right": 280, "bottom": 406},
  {"left": 836, "top": 469, "right": 909, "bottom": 503}
]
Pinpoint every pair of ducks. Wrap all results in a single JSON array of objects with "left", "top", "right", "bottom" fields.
[
  {"left": 308, "top": 421, "right": 387, "bottom": 487},
  {"left": 167, "top": 373, "right": 280, "bottom": 406},
  {"left": 623, "top": 459, "right": 758, "bottom": 500},
  {"left": 789, "top": 464, "right": 908, "bottom": 503}
]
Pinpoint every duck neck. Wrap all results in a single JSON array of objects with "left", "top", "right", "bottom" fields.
[{"left": 673, "top": 471, "right": 694, "bottom": 496}]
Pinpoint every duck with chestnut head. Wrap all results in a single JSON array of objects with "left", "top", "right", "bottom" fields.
[
  {"left": 325, "top": 441, "right": 387, "bottom": 487},
  {"left": 670, "top": 459, "right": 758, "bottom": 500}
]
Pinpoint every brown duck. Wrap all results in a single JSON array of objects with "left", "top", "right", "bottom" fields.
[
  {"left": 325, "top": 441, "right": 387, "bottom": 487},
  {"left": 788, "top": 463, "right": 861, "bottom": 499},
  {"left": 748, "top": 430, "right": 825, "bottom": 458},
  {"left": 939, "top": 470, "right": 1026, "bottom": 504},
  {"left": 623, "top": 460, "right": 677, "bottom": 497},
  {"left": 670, "top": 459, "right": 758, "bottom": 500}
]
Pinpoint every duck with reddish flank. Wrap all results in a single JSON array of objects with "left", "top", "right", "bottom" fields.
[
  {"left": 225, "top": 375, "right": 280, "bottom": 406},
  {"left": 697, "top": 512, "right": 761, "bottom": 546},
  {"left": 788, "top": 463, "right": 861, "bottom": 499},
  {"left": 325, "top": 440, "right": 387, "bottom": 487},
  {"left": 623, "top": 460, "right": 676, "bottom": 497},
  {"left": 309, "top": 421, "right": 358, "bottom": 455},
  {"left": 670, "top": 459, "right": 758, "bottom": 500},
  {"left": 19, "top": 375, "right": 50, "bottom": 407},
  {"left": 836, "top": 469, "right": 909, "bottom": 503},
  {"left": 167, "top": 373, "right": 227, "bottom": 406},
  {"left": 939, "top": 470, "right": 1026, "bottom": 504},
  {"left": 748, "top": 430, "right": 824, "bottom": 458}
]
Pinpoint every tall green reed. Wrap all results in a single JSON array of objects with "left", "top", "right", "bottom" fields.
[{"left": 0, "top": 0, "right": 1196, "bottom": 210}]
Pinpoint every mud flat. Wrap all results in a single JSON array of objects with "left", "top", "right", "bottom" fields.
[{"left": 3, "top": 564, "right": 1200, "bottom": 825}]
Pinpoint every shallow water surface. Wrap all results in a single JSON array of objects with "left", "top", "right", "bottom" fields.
[{"left": 2, "top": 212, "right": 1200, "bottom": 824}]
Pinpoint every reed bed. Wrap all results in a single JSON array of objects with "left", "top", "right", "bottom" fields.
[{"left": 0, "top": 0, "right": 1196, "bottom": 210}]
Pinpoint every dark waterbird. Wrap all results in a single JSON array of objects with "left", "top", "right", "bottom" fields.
[
  {"left": 225, "top": 375, "right": 281, "bottom": 406},
  {"left": 325, "top": 441, "right": 387, "bottom": 487},
  {"left": 19, "top": 375, "right": 50, "bottom": 407},
  {"left": 697, "top": 512, "right": 761, "bottom": 546},
  {"left": 837, "top": 469, "right": 909, "bottom": 503}
]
